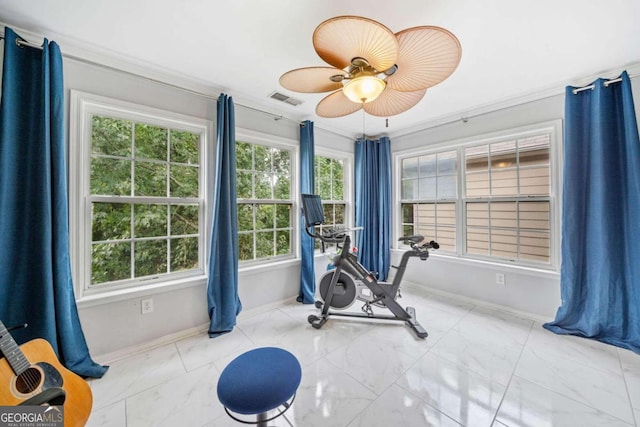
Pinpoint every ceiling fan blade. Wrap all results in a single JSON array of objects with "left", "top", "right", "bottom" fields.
[
  {"left": 279, "top": 67, "right": 345, "bottom": 93},
  {"left": 313, "top": 16, "right": 399, "bottom": 72},
  {"left": 386, "top": 26, "right": 462, "bottom": 92},
  {"left": 316, "top": 90, "right": 363, "bottom": 118},
  {"left": 363, "top": 87, "right": 427, "bottom": 117}
]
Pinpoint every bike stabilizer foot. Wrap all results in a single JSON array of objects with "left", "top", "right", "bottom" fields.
[
  {"left": 405, "top": 306, "right": 428, "bottom": 339},
  {"left": 308, "top": 314, "right": 328, "bottom": 329}
]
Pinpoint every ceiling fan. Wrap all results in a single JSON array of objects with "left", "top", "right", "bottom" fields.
[{"left": 279, "top": 16, "right": 462, "bottom": 119}]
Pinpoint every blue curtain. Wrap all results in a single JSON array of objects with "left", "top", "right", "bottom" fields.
[
  {"left": 0, "top": 28, "right": 107, "bottom": 378},
  {"left": 544, "top": 71, "right": 640, "bottom": 353},
  {"left": 354, "top": 137, "right": 391, "bottom": 281},
  {"left": 207, "top": 94, "right": 242, "bottom": 337},
  {"left": 298, "top": 120, "right": 316, "bottom": 303}
]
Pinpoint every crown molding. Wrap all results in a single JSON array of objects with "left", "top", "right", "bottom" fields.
[
  {"left": 1, "top": 20, "right": 224, "bottom": 100},
  {"left": 393, "top": 61, "right": 640, "bottom": 138}
]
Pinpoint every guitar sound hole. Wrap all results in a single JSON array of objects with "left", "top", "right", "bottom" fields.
[{"left": 16, "top": 368, "right": 42, "bottom": 393}]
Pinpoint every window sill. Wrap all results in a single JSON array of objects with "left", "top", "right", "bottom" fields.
[
  {"left": 239, "top": 257, "right": 299, "bottom": 275},
  {"left": 391, "top": 249, "right": 560, "bottom": 280},
  {"left": 76, "top": 275, "right": 207, "bottom": 309}
]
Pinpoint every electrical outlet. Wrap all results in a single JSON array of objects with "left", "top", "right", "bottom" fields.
[
  {"left": 141, "top": 298, "right": 154, "bottom": 314},
  {"left": 496, "top": 273, "right": 506, "bottom": 285}
]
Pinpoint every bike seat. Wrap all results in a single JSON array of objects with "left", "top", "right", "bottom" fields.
[{"left": 398, "top": 235, "right": 424, "bottom": 244}]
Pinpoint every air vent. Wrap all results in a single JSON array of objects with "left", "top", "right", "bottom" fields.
[{"left": 269, "top": 91, "right": 303, "bottom": 106}]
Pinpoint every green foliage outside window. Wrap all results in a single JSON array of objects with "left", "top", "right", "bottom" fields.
[
  {"left": 314, "top": 156, "right": 346, "bottom": 250},
  {"left": 315, "top": 156, "right": 344, "bottom": 201},
  {"left": 89, "top": 115, "right": 201, "bottom": 286},
  {"left": 236, "top": 140, "right": 293, "bottom": 262}
]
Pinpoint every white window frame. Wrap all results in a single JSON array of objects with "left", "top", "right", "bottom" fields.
[
  {"left": 394, "top": 120, "right": 562, "bottom": 272},
  {"left": 235, "top": 128, "right": 299, "bottom": 267},
  {"left": 313, "top": 147, "right": 354, "bottom": 253},
  {"left": 69, "top": 91, "right": 213, "bottom": 305}
]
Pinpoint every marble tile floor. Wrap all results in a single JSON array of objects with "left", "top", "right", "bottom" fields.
[{"left": 86, "top": 287, "right": 640, "bottom": 427}]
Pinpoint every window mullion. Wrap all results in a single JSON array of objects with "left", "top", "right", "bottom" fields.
[
  {"left": 131, "top": 120, "right": 136, "bottom": 197},
  {"left": 457, "top": 147, "right": 464, "bottom": 257},
  {"left": 166, "top": 129, "right": 170, "bottom": 201},
  {"left": 130, "top": 201, "right": 135, "bottom": 281}
]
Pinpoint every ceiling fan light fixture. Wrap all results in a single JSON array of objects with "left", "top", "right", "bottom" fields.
[
  {"left": 280, "top": 16, "right": 461, "bottom": 118},
  {"left": 342, "top": 75, "right": 386, "bottom": 104}
]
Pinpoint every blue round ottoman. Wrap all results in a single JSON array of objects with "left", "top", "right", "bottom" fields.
[{"left": 217, "top": 347, "right": 302, "bottom": 426}]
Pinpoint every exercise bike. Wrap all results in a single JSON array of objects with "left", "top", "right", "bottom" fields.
[{"left": 301, "top": 194, "right": 439, "bottom": 339}]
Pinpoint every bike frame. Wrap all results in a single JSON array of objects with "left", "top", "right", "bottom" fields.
[{"left": 307, "top": 230, "right": 429, "bottom": 338}]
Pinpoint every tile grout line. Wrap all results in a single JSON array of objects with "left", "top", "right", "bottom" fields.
[
  {"left": 391, "top": 346, "right": 465, "bottom": 427},
  {"left": 616, "top": 347, "right": 639, "bottom": 427},
  {"left": 383, "top": 303, "right": 475, "bottom": 426},
  {"left": 505, "top": 327, "right": 636, "bottom": 426},
  {"left": 489, "top": 318, "right": 536, "bottom": 427}
]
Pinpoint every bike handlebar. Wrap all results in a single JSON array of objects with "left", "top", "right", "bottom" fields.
[
  {"left": 304, "top": 225, "right": 349, "bottom": 247},
  {"left": 307, "top": 227, "right": 439, "bottom": 254},
  {"left": 398, "top": 235, "right": 439, "bottom": 251},
  {"left": 424, "top": 240, "right": 439, "bottom": 250}
]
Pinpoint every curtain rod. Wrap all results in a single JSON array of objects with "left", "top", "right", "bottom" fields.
[
  {"left": 0, "top": 32, "right": 306, "bottom": 127},
  {"left": 571, "top": 77, "right": 623, "bottom": 95},
  {"left": 1, "top": 33, "right": 42, "bottom": 50}
]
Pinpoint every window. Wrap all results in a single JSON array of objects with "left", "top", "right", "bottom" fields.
[
  {"left": 314, "top": 155, "right": 346, "bottom": 237},
  {"left": 400, "top": 151, "right": 457, "bottom": 251},
  {"left": 236, "top": 136, "right": 295, "bottom": 263},
  {"left": 464, "top": 134, "right": 551, "bottom": 263},
  {"left": 397, "top": 122, "right": 559, "bottom": 269},
  {"left": 70, "top": 91, "right": 211, "bottom": 296}
]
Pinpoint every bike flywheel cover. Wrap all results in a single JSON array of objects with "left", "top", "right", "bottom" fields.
[{"left": 318, "top": 271, "right": 358, "bottom": 309}]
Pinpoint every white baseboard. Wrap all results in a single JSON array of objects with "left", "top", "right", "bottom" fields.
[
  {"left": 237, "top": 295, "right": 299, "bottom": 321},
  {"left": 93, "top": 322, "right": 209, "bottom": 365},
  {"left": 401, "top": 280, "right": 552, "bottom": 323},
  {"left": 93, "top": 294, "right": 299, "bottom": 365}
]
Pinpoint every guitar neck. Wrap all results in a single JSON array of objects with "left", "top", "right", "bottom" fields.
[{"left": 0, "top": 322, "right": 30, "bottom": 376}]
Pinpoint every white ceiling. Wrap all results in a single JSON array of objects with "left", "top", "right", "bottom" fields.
[{"left": 1, "top": 0, "right": 639, "bottom": 137}]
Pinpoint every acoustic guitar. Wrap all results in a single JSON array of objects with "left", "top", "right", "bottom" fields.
[{"left": 0, "top": 321, "right": 93, "bottom": 427}]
